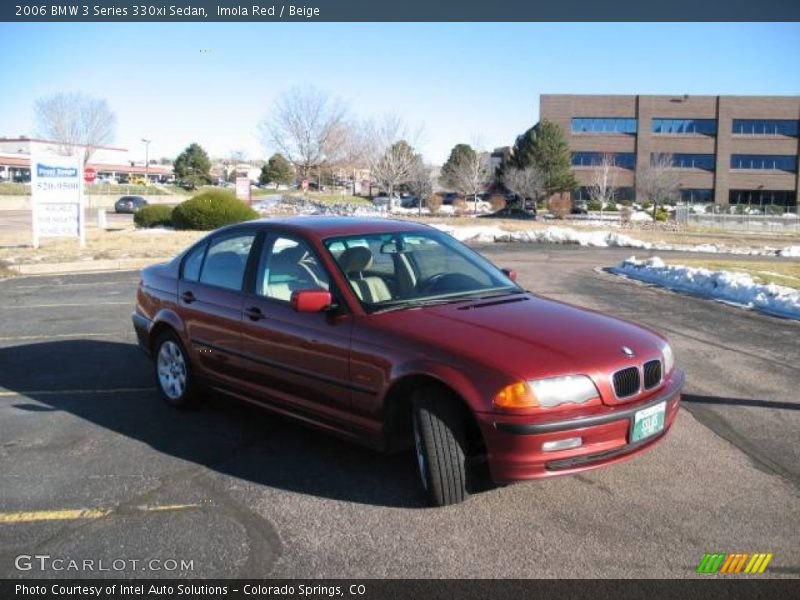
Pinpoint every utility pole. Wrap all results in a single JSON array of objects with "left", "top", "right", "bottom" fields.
[{"left": 141, "top": 138, "right": 151, "bottom": 183}]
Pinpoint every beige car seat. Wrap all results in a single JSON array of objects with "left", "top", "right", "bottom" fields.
[{"left": 338, "top": 246, "right": 392, "bottom": 304}]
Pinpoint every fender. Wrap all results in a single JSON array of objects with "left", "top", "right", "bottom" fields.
[{"left": 389, "top": 358, "right": 503, "bottom": 413}]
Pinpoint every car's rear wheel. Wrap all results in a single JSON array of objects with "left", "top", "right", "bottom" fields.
[
  {"left": 154, "top": 331, "right": 197, "bottom": 408},
  {"left": 411, "top": 388, "right": 469, "bottom": 506}
]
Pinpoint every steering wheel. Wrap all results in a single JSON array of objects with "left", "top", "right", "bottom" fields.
[{"left": 418, "top": 273, "right": 482, "bottom": 295}]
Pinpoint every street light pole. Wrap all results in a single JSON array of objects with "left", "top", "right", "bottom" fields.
[{"left": 141, "top": 138, "right": 151, "bottom": 183}]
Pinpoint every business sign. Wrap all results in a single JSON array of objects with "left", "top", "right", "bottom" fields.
[
  {"left": 31, "top": 150, "right": 85, "bottom": 247},
  {"left": 235, "top": 176, "right": 251, "bottom": 203}
]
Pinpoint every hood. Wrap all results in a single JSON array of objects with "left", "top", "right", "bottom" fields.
[{"left": 372, "top": 293, "right": 666, "bottom": 394}]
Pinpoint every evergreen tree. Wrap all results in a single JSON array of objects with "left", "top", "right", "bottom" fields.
[
  {"left": 259, "top": 153, "right": 295, "bottom": 185},
  {"left": 506, "top": 120, "right": 576, "bottom": 196},
  {"left": 173, "top": 143, "right": 212, "bottom": 187}
]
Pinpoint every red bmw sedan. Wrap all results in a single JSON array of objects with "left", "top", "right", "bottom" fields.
[{"left": 132, "top": 217, "right": 684, "bottom": 506}]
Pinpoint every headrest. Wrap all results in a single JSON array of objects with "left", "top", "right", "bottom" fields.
[{"left": 338, "top": 246, "right": 373, "bottom": 274}]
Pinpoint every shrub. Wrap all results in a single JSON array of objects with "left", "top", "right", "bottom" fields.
[
  {"left": 489, "top": 194, "right": 507, "bottom": 212},
  {"left": 548, "top": 192, "right": 572, "bottom": 219},
  {"left": 452, "top": 197, "right": 467, "bottom": 215},
  {"left": 134, "top": 204, "right": 174, "bottom": 228},
  {"left": 586, "top": 200, "right": 602, "bottom": 212},
  {"left": 172, "top": 190, "right": 258, "bottom": 230},
  {"left": 425, "top": 193, "right": 443, "bottom": 214},
  {"left": 655, "top": 208, "right": 669, "bottom": 222}
]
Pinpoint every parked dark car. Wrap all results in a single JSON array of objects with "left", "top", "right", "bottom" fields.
[
  {"left": 480, "top": 207, "right": 537, "bottom": 220},
  {"left": 133, "top": 217, "right": 683, "bottom": 506},
  {"left": 114, "top": 196, "right": 148, "bottom": 214},
  {"left": 571, "top": 199, "right": 589, "bottom": 215}
]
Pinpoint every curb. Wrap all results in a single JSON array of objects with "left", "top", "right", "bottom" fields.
[{"left": 5, "top": 257, "right": 167, "bottom": 276}]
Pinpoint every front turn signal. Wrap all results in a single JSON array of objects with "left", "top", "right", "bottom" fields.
[{"left": 493, "top": 381, "right": 538, "bottom": 409}]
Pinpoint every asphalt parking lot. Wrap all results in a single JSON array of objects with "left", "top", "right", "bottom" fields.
[{"left": 0, "top": 244, "right": 798, "bottom": 579}]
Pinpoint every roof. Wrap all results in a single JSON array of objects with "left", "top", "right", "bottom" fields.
[{"left": 247, "top": 216, "right": 434, "bottom": 238}]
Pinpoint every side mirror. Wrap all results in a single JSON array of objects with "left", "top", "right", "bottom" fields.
[
  {"left": 501, "top": 268, "right": 518, "bottom": 282},
  {"left": 291, "top": 289, "right": 333, "bottom": 313}
]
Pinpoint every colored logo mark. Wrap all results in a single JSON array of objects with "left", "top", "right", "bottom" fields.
[{"left": 696, "top": 552, "right": 773, "bottom": 574}]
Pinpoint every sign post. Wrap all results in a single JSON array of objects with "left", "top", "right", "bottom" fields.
[
  {"left": 235, "top": 176, "right": 251, "bottom": 204},
  {"left": 30, "top": 150, "right": 84, "bottom": 248}
]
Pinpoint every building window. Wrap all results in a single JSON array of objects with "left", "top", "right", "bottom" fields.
[
  {"left": 732, "top": 119, "right": 799, "bottom": 136},
  {"left": 572, "top": 152, "right": 636, "bottom": 169},
  {"left": 680, "top": 188, "right": 714, "bottom": 203},
  {"left": 653, "top": 153, "right": 715, "bottom": 171},
  {"left": 571, "top": 118, "right": 637, "bottom": 134},
  {"left": 652, "top": 119, "right": 716, "bottom": 135},
  {"left": 730, "top": 154, "right": 797, "bottom": 172},
  {"left": 729, "top": 190, "right": 797, "bottom": 207},
  {"left": 574, "top": 186, "right": 634, "bottom": 202}
]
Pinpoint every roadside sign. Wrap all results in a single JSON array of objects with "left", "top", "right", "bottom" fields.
[
  {"left": 235, "top": 176, "right": 251, "bottom": 203},
  {"left": 83, "top": 167, "right": 97, "bottom": 183},
  {"left": 31, "top": 149, "right": 85, "bottom": 248},
  {"left": 301, "top": 179, "right": 309, "bottom": 191}
]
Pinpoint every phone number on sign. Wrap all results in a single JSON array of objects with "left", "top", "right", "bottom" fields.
[{"left": 15, "top": 5, "right": 208, "bottom": 18}]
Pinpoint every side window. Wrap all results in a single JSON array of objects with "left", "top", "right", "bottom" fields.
[
  {"left": 198, "top": 233, "right": 255, "bottom": 291},
  {"left": 182, "top": 243, "right": 207, "bottom": 282},
  {"left": 257, "top": 236, "right": 330, "bottom": 301}
]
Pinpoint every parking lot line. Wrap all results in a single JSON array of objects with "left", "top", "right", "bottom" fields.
[
  {"left": 0, "top": 332, "right": 120, "bottom": 342},
  {"left": 0, "top": 387, "right": 154, "bottom": 397},
  {"left": 0, "top": 503, "right": 201, "bottom": 524},
  {"left": 0, "top": 302, "right": 131, "bottom": 309}
]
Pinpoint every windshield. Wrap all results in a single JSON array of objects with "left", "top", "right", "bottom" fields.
[{"left": 324, "top": 230, "right": 520, "bottom": 312}]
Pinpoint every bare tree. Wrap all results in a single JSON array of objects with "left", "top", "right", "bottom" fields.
[
  {"left": 406, "top": 156, "right": 434, "bottom": 216},
  {"left": 446, "top": 149, "right": 491, "bottom": 212},
  {"left": 503, "top": 164, "right": 545, "bottom": 210},
  {"left": 34, "top": 92, "right": 116, "bottom": 165},
  {"left": 260, "top": 86, "right": 348, "bottom": 180},
  {"left": 370, "top": 140, "right": 417, "bottom": 204},
  {"left": 362, "top": 115, "right": 422, "bottom": 203},
  {"left": 587, "top": 152, "right": 617, "bottom": 217},
  {"left": 638, "top": 152, "right": 680, "bottom": 221}
]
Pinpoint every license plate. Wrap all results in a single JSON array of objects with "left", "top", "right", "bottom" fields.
[{"left": 631, "top": 401, "right": 666, "bottom": 443}]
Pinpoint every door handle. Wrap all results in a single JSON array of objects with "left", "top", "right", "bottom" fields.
[
  {"left": 181, "top": 291, "right": 196, "bottom": 304},
  {"left": 244, "top": 306, "right": 265, "bottom": 321}
]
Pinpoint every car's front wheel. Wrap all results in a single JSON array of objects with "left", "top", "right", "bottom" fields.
[
  {"left": 412, "top": 388, "right": 469, "bottom": 506},
  {"left": 154, "top": 331, "right": 197, "bottom": 408}
]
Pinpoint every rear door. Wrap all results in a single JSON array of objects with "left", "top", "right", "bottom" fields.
[
  {"left": 237, "top": 232, "right": 354, "bottom": 432},
  {"left": 177, "top": 230, "right": 257, "bottom": 385}
]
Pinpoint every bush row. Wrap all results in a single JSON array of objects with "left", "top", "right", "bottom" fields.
[{"left": 133, "top": 190, "right": 258, "bottom": 230}]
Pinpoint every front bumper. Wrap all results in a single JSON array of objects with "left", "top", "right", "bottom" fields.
[{"left": 477, "top": 369, "right": 685, "bottom": 483}]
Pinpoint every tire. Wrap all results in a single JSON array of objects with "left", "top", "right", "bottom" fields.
[
  {"left": 153, "top": 330, "right": 197, "bottom": 408},
  {"left": 411, "top": 388, "right": 469, "bottom": 506}
]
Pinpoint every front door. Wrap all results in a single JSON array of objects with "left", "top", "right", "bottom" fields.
[
  {"left": 178, "top": 231, "right": 256, "bottom": 385},
  {"left": 238, "top": 233, "right": 353, "bottom": 433}
]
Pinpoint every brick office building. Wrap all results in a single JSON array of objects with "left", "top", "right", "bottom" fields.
[{"left": 539, "top": 94, "right": 800, "bottom": 209}]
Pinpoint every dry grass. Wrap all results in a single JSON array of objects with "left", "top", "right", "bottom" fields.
[
  {"left": 0, "top": 228, "right": 205, "bottom": 266},
  {"left": 663, "top": 259, "right": 800, "bottom": 290}
]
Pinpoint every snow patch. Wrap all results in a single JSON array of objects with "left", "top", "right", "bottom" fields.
[{"left": 612, "top": 256, "right": 800, "bottom": 320}]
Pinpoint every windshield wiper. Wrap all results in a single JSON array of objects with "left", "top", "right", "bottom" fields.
[
  {"left": 371, "top": 289, "right": 523, "bottom": 314},
  {"left": 371, "top": 297, "right": 474, "bottom": 314}
]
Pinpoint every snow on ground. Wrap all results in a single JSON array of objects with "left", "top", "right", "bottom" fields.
[
  {"left": 778, "top": 245, "right": 800, "bottom": 257},
  {"left": 611, "top": 256, "right": 800, "bottom": 320},
  {"left": 433, "top": 223, "right": 800, "bottom": 257}
]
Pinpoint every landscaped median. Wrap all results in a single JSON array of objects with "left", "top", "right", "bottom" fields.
[{"left": 610, "top": 256, "right": 800, "bottom": 320}]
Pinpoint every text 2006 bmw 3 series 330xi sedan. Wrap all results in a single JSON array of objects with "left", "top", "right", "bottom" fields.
[{"left": 132, "top": 217, "right": 684, "bottom": 506}]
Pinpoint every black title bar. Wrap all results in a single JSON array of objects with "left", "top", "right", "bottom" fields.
[{"left": 3, "top": 0, "right": 800, "bottom": 22}]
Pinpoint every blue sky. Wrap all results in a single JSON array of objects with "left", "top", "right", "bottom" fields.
[{"left": 0, "top": 22, "right": 798, "bottom": 164}]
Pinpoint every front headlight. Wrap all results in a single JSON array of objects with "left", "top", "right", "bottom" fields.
[
  {"left": 493, "top": 375, "right": 599, "bottom": 409},
  {"left": 662, "top": 343, "right": 675, "bottom": 375}
]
